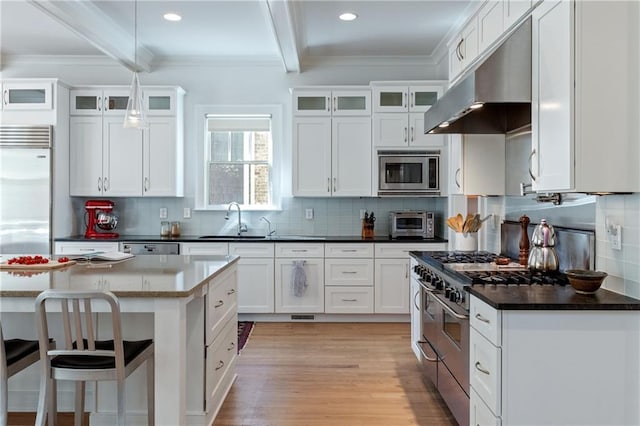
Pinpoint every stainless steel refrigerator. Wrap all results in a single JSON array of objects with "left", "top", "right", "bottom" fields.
[{"left": 0, "top": 125, "right": 52, "bottom": 254}]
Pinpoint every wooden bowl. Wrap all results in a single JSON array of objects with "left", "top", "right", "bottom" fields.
[{"left": 566, "top": 270, "right": 608, "bottom": 294}]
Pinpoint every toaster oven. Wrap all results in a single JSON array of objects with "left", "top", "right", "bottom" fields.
[{"left": 389, "top": 211, "right": 435, "bottom": 239}]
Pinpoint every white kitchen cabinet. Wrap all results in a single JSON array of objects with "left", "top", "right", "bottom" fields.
[
  {"left": 324, "top": 286, "right": 374, "bottom": 314},
  {"left": 274, "top": 243, "right": 324, "bottom": 313},
  {"left": 447, "top": 134, "right": 505, "bottom": 196},
  {"left": 54, "top": 241, "right": 119, "bottom": 255},
  {"left": 504, "top": 0, "right": 532, "bottom": 30},
  {"left": 449, "top": 16, "right": 479, "bottom": 82},
  {"left": 229, "top": 243, "right": 275, "bottom": 313},
  {"left": 69, "top": 86, "right": 185, "bottom": 197},
  {"left": 324, "top": 243, "right": 374, "bottom": 314},
  {"left": 293, "top": 115, "right": 371, "bottom": 197},
  {"left": 372, "top": 85, "right": 440, "bottom": 114},
  {"left": 293, "top": 88, "right": 371, "bottom": 116},
  {"left": 469, "top": 295, "right": 640, "bottom": 425},
  {"left": 478, "top": 1, "right": 504, "bottom": 53},
  {"left": 180, "top": 242, "right": 228, "bottom": 256},
  {"left": 531, "top": 0, "right": 639, "bottom": 193},
  {"left": 2, "top": 80, "right": 52, "bottom": 110},
  {"left": 373, "top": 113, "right": 445, "bottom": 148}
]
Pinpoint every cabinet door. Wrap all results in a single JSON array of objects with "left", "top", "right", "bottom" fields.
[
  {"left": 409, "top": 113, "right": 445, "bottom": 147},
  {"left": 2, "top": 81, "right": 52, "bottom": 110},
  {"left": 102, "top": 116, "right": 143, "bottom": 196},
  {"left": 103, "top": 89, "right": 130, "bottom": 115},
  {"left": 531, "top": 0, "right": 573, "bottom": 192},
  {"left": 478, "top": 1, "right": 505, "bottom": 53},
  {"left": 372, "top": 86, "right": 408, "bottom": 113},
  {"left": 449, "top": 38, "right": 464, "bottom": 81},
  {"left": 462, "top": 134, "right": 505, "bottom": 196},
  {"left": 408, "top": 85, "right": 441, "bottom": 113},
  {"left": 236, "top": 257, "right": 275, "bottom": 313},
  {"left": 274, "top": 258, "right": 324, "bottom": 313},
  {"left": 69, "top": 116, "right": 104, "bottom": 196},
  {"left": 448, "top": 134, "right": 464, "bottom": 195},
  {"left": 293, "top": 90, "right": 331, "bottom": 116},
  {"left": 374, "top": 258, "right": 410, "bottom": 314},
  {"left": 292, "top": 117, "right": 332, "bottom": 196},
  {"left": 143, "top": 118, "right": 182, "bottom": 196},
  {"left": 70, "top": 89, "right": 103, "bottom": 115},
  {"left": 372, "top": 113, "right": 408, "bottom": 147},
  {"left": 332, "top": 116, "right": 372, "bottom": 196},
  {"left": 180, "top": 243, "right": 228, "bottom": 255},
  {"left": 461, "top": 18, "right": 479, "bottom": 68},
  {"left": 145, "top": 89, "right": 177, "bottom": 116},
  {"left": 331, "top": 90, "right": 371, "bottom": 116}
]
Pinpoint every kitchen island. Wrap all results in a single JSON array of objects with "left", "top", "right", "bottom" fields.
[{"left": 0, "top": 254, "right": 239, "bottom": 425}]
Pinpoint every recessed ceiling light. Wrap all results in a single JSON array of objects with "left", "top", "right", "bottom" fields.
[
  {"left": 163, "top": 12, "right": 182, "bottom": 22},
  {"left": 339, "top": 12, "right": 358, "bottom": 21}
]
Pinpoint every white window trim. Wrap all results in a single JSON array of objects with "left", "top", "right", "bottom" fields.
[{"left": 195, "top": 104, "right": 283, "bottom": 211}]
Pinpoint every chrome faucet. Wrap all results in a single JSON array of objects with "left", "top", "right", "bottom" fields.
[
  {"left": 225, "top": 202, "right": 247, "bottom": 235},
  {"left": 260, "top": 216, "right": 276, "bottom": 236}
]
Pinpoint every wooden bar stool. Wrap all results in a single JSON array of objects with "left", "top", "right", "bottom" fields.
[
  {"left": 34, "top": 290, "right": 154, "bottom": 426},
  {"left": 1, "top": 320, "right": 42, "bottom": 426}
]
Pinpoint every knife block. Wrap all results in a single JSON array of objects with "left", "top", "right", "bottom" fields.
[{"left": 361, "top": 220, "right": 374, "bottom": 239}]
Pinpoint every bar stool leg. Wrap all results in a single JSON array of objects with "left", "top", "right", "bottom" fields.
[
  {"left": 147, "top": 357, "right": 154, "bottom": 426},
  {"left": 74, "top": 381, "right": 84, "bottom": 426}
]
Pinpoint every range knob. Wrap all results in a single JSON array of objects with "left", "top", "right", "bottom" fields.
[
  {"left": 435, "top": 277, "right": 444, "bottom": 290},
  {"left": 444, "top": 286, "right": 452, "bottom": 298},
  {"left": 449, "top": 289, "right": 462, "bottom": 303}
]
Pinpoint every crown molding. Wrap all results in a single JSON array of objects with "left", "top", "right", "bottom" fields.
[{"left": 300, "top": 55, "right": 437, "bottom": 69}]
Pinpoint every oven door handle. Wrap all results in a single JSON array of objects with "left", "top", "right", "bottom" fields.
[
  {"left": 416, "top": 341, "right": 438, "bottom": 362},
  {"left": 431, "top": 291, "right": 469, "bottom": 321}
]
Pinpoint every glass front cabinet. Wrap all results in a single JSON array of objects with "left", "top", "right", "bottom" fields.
[
  {"left": 2, "top": 80, "right": 53, "bottom": 110},
  {"left": 293, "top": 89, "right": 371, "bottom": 116}
]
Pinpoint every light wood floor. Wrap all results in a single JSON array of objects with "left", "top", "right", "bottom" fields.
[{"left": 214, "top": 322, "right": 457, "bottom": 426}]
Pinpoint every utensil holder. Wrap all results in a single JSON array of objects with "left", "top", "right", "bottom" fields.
[
  {"left": 455, "top": 232, "right": 478, "bottom": 251},
  {"left": 361, "top": 221, "right": 374, "bottom": 239}
]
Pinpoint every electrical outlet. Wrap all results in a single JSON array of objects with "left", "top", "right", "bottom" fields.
[
  {"left": 305, "top": 208, "right": 314, "bottom": 220},
  {"left": 159, "top": 208, "right": 168, "bottom": 219},
  {"left": 183, "top": 207, "right": 191, "bottom": 219},
  {"left": 610, "top": 225, "right": 622, "bottom": 250},
  {"left": 360, "top": 209, "right": 366, "bottom": 219}
]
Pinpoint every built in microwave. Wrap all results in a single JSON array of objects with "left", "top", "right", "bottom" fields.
[{"left": 377, "top": 150, "right": 440, "bottom": 196}]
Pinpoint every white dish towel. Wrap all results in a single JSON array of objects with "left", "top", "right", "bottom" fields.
[{"left": 291, "top": 260, "right": 308, "bottom": 297}]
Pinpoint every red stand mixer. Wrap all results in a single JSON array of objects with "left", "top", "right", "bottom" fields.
[{"left": 84, "top": 200, "right": 119, "bottom": 239}]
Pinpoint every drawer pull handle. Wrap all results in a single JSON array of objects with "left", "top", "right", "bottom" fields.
[
  {"left": 475, "top": 313, "right": 491, "bottom": 324},
  {"left": 475, "top": 361, "right": 490, "bottom": 375},
  {"left": 227, "top": 289, "right": 235, "bottom": 295},
  {"left": 214, "top": 300, "right": 224, "bottom": 308},
  {"left": 227, "top": 342, "right": 235, "bottom": 351},
  {"left": 416, "top": 341, "right": 438, "bottom": 362},
  {"left": 341, "top": 298, "right": 357, "bottom": 302},
  {"left": 341, "top": 271, "right": 358, "bottom": 274},
  {"left": 215, "top": 360, "right": 225, "bottom": 371},
  {"left": 291, "top": 249, "right": 308, "bottom": 253},
  {"left": 342, "top": 249, "right": 357, "bottom": 252}
]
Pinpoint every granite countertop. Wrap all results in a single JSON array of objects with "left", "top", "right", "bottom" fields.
[
  {"left": 0, "top": 255, "right": 238, "bottom": 298},
  {"left": 467, "top": 284, "right": 640, "bottom": 311},
  {"left": 57, "top": 234, "right": 449, "bottom": 244}
]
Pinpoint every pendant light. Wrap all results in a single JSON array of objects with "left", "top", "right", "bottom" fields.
[{"left": 124, "top": 0, "right": 147, "bottom": 128}]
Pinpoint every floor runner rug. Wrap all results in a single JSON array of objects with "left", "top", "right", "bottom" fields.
[{"left": 237, "top": 321, "right": 254, "bottom": 353}]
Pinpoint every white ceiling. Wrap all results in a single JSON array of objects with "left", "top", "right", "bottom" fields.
[{"left": 0, "top": 0, "right": 475, "bottom": 72}]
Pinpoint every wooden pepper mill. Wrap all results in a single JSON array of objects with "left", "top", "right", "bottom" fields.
[{"left": 519, "top": 214, "right": 530, "bottom": 266}]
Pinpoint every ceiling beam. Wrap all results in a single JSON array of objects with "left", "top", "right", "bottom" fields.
[
  {"left": 27, "top": 0, "right": 153, "bottom": 72},
  {"left": 260, "top": 0, "right": 300, "bottom": 73}
]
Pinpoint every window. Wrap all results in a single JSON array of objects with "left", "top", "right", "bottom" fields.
[{"left": 201, "top": 109, "right": 281, "bottom": 209}]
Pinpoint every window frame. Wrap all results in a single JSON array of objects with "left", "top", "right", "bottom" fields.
[{"left": 195, "top": 104, "right": 282, "bottom": 211}]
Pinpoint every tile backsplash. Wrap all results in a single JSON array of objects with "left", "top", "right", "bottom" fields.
[
  {"left": 595, "top": 194, "right": 640, "bottom": 298},
  {"left": 72, "top": 196, "right": 448, "bottom": 239}
]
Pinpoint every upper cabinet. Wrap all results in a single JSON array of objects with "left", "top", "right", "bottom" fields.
[
  {"left": 292, "top": 87, "right": 372, "bottom": 197},
  {"left": 371, "top": 82, "right": 446, "bottom": 148},
  {"left": 293, "top": 89, "right": 371, "bottom": 116},
  {"left": 2, "top": 80, "right": 53, "bottom": 110},
  {"left": 448, "top": 134, "right": 505, "bottom": 196},
  {"left": 449, "top": 0, "right": 533, "bottom": 83},
  {"left": 531, "top": 0, "right": 639, "bottom": 193},
  {"left": 70, "top": 86, "right": 185, "bottom": 197}
]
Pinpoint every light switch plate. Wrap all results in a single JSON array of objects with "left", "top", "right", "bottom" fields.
[
  {"left": 305, "top": 208, "right": 313, "bottom": 220},
  {"left": 159, "top": 208, "right": 168, "bottom": 219},
  {"left": 610, "top": 225, "right": 622, "bottom": 250},
  {"left": 183, "top": 207, "right": 191, "bottom": 219}
]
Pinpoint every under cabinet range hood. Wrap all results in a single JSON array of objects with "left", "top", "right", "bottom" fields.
[{"left": 424, "top": 17, "right": 532, "bottom": 134}]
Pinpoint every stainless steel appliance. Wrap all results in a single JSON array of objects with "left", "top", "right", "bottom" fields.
[
  {"left": 0, "top": 125, "right": 52, "bottom": 254},
  {"left": 410, "top": 250, "right": 573, "bottom": 426},
  {"left": 389, "top": 211, "right": 434, "bottom": 239},
  {"left": 377, "top": 150, "right": 439, "bottom": 196},
  {"left": 120, "top": 242, "right": 180, "bottom": 255},
  {"left": 424, "top": 18, "right": 532, "bottom": 134}
]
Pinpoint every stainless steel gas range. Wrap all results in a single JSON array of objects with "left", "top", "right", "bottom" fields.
[{"left": 410, "top": 250, "right": 570, "bottom": 426}]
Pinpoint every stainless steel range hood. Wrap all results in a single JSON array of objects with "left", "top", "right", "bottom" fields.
[{"left": 424, "top": 17, "right": 532, "bottom": 134}]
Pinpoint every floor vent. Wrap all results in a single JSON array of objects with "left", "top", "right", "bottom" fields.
[{"left": 291, "top": 314, "right": 315, "bottom": 320}]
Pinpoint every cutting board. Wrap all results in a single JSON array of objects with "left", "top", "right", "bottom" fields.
[{"left": 0, "top": 259, "right": 77, "bottom": 270}]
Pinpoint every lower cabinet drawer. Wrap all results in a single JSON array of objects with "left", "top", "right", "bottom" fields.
[
  {"left": 324, "top": 286, "right": 374, "bottom": 314},
  {"left": 470, "top": 327, "right": 502, "bottom": 416},
  {"left": 324, "top": 258, "right": 374, "bottom": 286},
  {"left": 206, "top": 315, "right": 237, "bottom": 413},
  {"left": 207, "top": 267, "right": 237, "bottom": 345},
  {"left": 471, "top": 387, "right": 501, "bottom": 426}
]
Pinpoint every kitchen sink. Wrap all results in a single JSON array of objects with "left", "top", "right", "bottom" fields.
[
  {"left": 198, "top": 235, "right": 267, "bottom": 239},
  {"left": 268, "top": 235, "right": 326, "bottom": 240}
]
